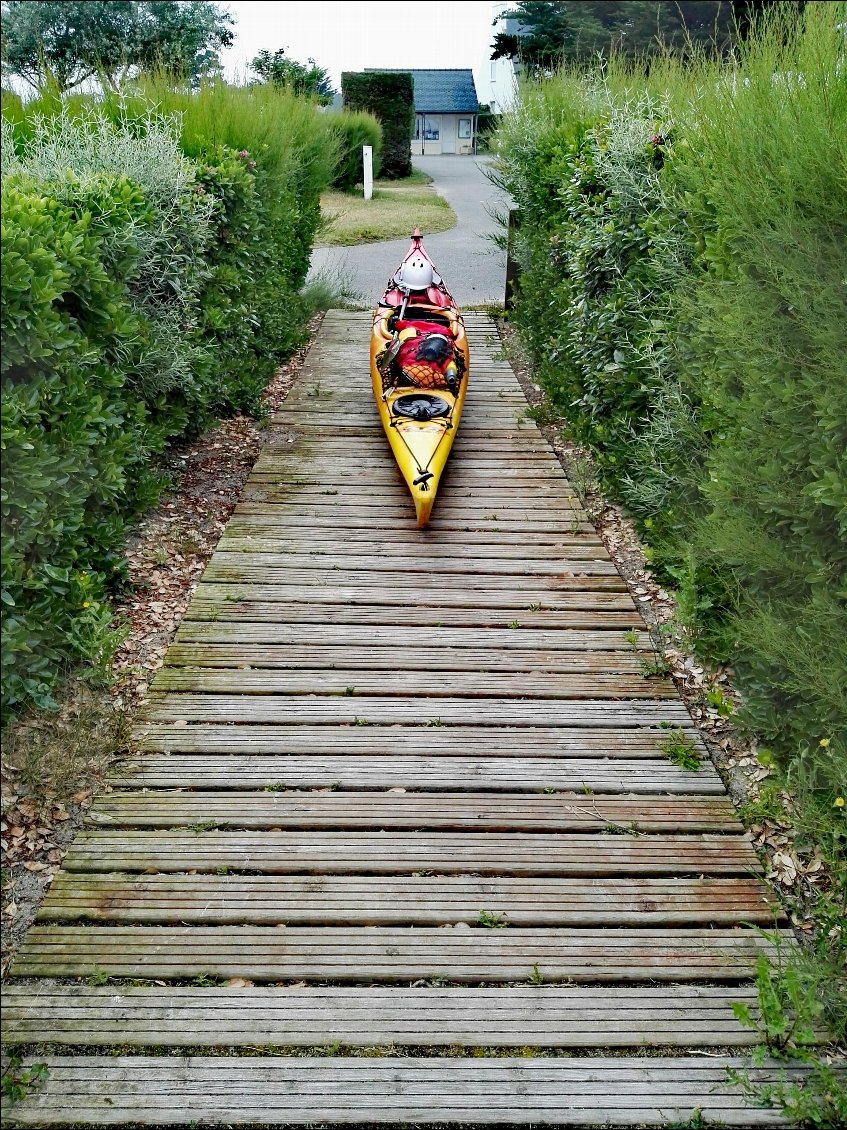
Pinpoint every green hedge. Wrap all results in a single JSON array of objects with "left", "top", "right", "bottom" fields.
[
  {"left": 1, "top": 175, "right": 161, "bottom": 713},
  {"left": 494, "top": 4, "right": 847, "bottom": 783},
  {"left": 341, "top": 71, "right": 412, "bottom": 179},
  {"left": 328, "top": 110, "right": 382, "bottom": 189},
  {"left": 1, "top": 86, "right": 337, "bottom": 719}
]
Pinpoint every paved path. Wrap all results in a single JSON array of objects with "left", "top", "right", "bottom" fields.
[
  {"left": 310, "top": 155, "right": 511, "bottom": 307},
  {"left": 1, "top": 313, "right": 792, "bottom": 1127}
]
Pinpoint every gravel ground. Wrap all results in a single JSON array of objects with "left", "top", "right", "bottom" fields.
[{"left": 309, "top": 154, "right": 512, "bottom": 308}]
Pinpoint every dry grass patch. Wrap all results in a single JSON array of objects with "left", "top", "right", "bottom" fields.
[{"left": 317, "top": 177, "right": 456, "bottom": 247}]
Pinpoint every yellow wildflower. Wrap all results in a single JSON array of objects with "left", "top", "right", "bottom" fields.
[
  {"left": 82, "top": 601, "right": 90, "bottom": 608},
  {"left": 819, "top": 737, "right": 831, "bottom": 748},
  {"left": 834, "top": 797, "right": 845, "bottom": 809}
]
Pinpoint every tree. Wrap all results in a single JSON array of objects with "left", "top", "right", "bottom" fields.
[
  {"left": 0, "top": 0, "right": 234, "bottom": 93},
  {"left": 491, "top": 1, "right": 736, "bottom": 69},
  {"left": 250, "top": 48, "right": 334, "bottom": 104}
]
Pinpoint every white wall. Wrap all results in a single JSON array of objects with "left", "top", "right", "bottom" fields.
[{"left": 474, "top": 1, "right": 518, "bottom": 115}]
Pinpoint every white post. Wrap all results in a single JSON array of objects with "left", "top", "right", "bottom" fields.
[{"left": 363, "top": 145, "right": 373, "bottom": 200}]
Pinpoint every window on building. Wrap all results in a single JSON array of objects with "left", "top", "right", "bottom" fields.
[
  {"left": 490, "top": 61, "right": 497, "bottom": 80},
  {"left": 424, "top": 117, "right": 440, "bottom": 140},
  {"left": 458, "top": 118, "right": 472, "bottom": 140}
]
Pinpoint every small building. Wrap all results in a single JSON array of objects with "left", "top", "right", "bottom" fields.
[{"left": 365, "top": 68, "right": 480, "bottom": 155}]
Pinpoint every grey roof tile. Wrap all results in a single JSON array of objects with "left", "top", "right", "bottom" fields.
[{"left": 363, "top": 69, "right": 479, "bottom": 113}]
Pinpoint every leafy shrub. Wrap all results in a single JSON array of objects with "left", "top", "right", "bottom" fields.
[
  {"left": 4, "top": 105, "right": 215, "bottom": 435},
  {"left": 133, "top": 79, "right": 339, "bottom": 410},
  {"left": 328, "top": 109, "right": 382, "bottom": 189},
  {"left": 1, "top": 83, "right": 337, "bottom": 717},
  {"left": 1, "top": 175, "right": 160, "bottom": 716},
  {"left": 494, "top": 2, "right": 847, "bottom": 777},
  {"left": 341, "top": 71, "right": 413, "bottom": 179}
]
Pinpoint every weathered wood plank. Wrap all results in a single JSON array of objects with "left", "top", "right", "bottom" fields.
[
  {"left": 184, "top": 600, "right": 645, "bottom": 629},
  {"left": 11, "top": 927, "right": 782, "bottom": 982},
  {"left": 129, "top": 723, "right": 701, "bottom": 757},
  {"left": 210, "top": 551, "right": 620, "bottom": 578},
  {"left": 173, "top": 623, "right": 648, "bottom": 650},
  {"left": 139, "top": 694, "right": 692, "bottom": 726},
  {"left": 60, "top": 830, "right": 758, "bottom": 876},
  {"left": 90, "top": 792, "right": 739, "bottom": 832},
  {"left": 0, "top": 984, "right": 760, "bottom": 1047},
  {"left": 189, "top": 580, "right": 636, "bottom": 612},
  {"left": 222, "top": 517, "right": 607, "bottom": 547},
  {"left": 164, "top": 643, "right": 645, "bottom": 673},
  {"left": 37, "top": 874, "right": 777, "bottom": 926},
  {"left": 0, "top": 1055, "right": 804, "bottom": 1126},
  {"left": 112, "top": 754, "right": 721, "bottom": 793},
  {"left": 151, "top": 668, "right": 676, "bottom": 701},
  {"left": 202, "top": 562, "right": 628, "bottom": 591},
  {"left": 216, "top": 537, "right": 610, "bottom": 560}
]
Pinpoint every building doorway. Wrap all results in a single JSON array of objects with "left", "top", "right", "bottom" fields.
[{"left": 414, "top": 114, "right": 442, "bottom": 156}]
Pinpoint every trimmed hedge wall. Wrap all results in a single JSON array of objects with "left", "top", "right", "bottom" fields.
[
  {"left": 1, "top": 88, "right": 337, "bottom": 719},
  {"left": 341, "top": 71, "right": 412, "bottom": 179}
]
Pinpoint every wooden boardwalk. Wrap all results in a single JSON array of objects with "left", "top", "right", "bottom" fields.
[{"left": 2, "top": 312, "right": 789, "bottom": 1127}]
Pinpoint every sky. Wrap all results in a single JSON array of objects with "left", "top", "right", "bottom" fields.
[{"left": 219, "top": 1, "right": 502, "bottom": 94}]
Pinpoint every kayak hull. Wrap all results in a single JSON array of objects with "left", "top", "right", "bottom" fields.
[
  {"left": 370, "top": 315, "right": 469, "bottom": 527},
  {"left": 370, "top": 333, "right": 469, "bottom": 526},
  {"left": 370, "top": 232, "right": 469, "bottom": 527}
]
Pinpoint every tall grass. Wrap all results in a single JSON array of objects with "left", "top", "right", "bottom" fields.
[{"left": 494, "top": 0, "right": 846, "bottom": 816}]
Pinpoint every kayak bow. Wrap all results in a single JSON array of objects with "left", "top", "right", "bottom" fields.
[{"left": 370, "top": 229, "right": 469, "bottom": 527}]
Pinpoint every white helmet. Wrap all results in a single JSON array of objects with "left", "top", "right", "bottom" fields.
[{"left": 396, "top": 254, "right": 433, "bottom": 291}]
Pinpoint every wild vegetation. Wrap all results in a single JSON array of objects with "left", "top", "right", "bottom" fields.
[
  {"left": 1, "top": 81, "right": 340, "bottom": 719},
  {"left": 494, "top": 1, "right": 846, "bottom": 1113}
]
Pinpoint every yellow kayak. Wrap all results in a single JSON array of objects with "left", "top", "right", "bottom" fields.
[{"left": 370, "top": 229, "right": 469, "bottom": 526}]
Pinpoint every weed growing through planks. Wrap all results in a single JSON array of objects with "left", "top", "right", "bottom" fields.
[
  {"left": 528, "top": 602, "right": 542, "bottom": 611},
  {"left": 0, "top": 1056, "right": 49, "bottom": 1106},
  {"left": 508, "top": 620, "right": 522, "bottom": 629},
  {"left": 732, "top": 931, "right": 822, "bottom": 1056},
  {"left": 263, "top": 783, "right": 287, "bottom": 793},
  {"left": 478, "top": 910, "right": 508, "bottom": 928},
  {"left": 343, "top": 687, "right": 355, "bottom": 696},
  {"left": 353, "top": 717, "right": 370, "bottom": 726},
  {"left": 191, "top": 974, "right": 221, "bottom": 987},
  {"left": 727, "top": 927, "right": 847, "bottom": 1127},
  {"left": 87, "top": 967, "right": 111, "bottom": 986},
  {"left": 214, "top": 866, "right": 230, "bottom": 875},
  {"left": 307, "top": 381, "right": 322, "bottom": 398},
  {"left": 639, "top": 651, "right": 671, "bottom": 678},
  {"left": 667, "top": 1110, "right": 706, "bottom": 1130},
  {"left": 727, "top": 1060, "right": 847, "bottom": 1129},
  {"left": 529, "top": 963, "right": 544, "bottom": 985},
  {"left": 542, "top": 786, "right": 558, "bottom": 794},
  {"left": 604, "top": 821, "right": 642, "bottom": 836},
  {"left": 624, "top": 628, "right": 639, "bottom": 648},
  {"left": 429, "top": 975, "right": 450, "bottom": 986},
  {"left": 658, "top": 729, "right": 701, "bottom": 771},
  {"left": 427, "top": 718, "right": 443, "bottom": 727},
  {"left": 189, "top": 820, "right": 220, "bottom": 833}
]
